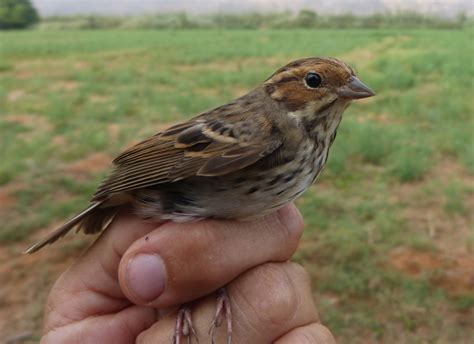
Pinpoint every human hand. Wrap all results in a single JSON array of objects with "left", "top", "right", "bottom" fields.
[{"left": 41, "top": 204, "right": 335, "bottom": 343}]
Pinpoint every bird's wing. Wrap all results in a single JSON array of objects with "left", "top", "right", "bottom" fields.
[{"left": 92, "top": 114, "right": 281, "bottom": 200}]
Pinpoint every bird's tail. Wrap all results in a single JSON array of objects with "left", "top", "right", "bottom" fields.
[{"left": 24, "top": 200, "right": 109, "bottom": 254}]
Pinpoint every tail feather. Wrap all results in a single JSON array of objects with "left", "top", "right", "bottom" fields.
[
  {"left": 24, "top": 201, "right": 104, "bottom": 254},
  {"left": 78, "top": 204, "right": 117, "bottom": 235}
]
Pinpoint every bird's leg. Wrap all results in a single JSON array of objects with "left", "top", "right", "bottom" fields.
[
  {"left": 173, "top": 304, "right": 198, "bottom": 344},
  {"left": 209, "top": 287, "right": 232, "bottom": 344}
]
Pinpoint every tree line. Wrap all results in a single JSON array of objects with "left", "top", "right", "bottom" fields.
[{"left": 0, "top": 1, "right": 470, "bottom": 31}]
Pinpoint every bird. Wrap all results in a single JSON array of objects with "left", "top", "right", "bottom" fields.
[{"left": 25, "top": 57, "right": 375, "bottom": 343}]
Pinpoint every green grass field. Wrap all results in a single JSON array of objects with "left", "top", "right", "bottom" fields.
[{"left": 1, "top": 29, "right": 473, "bottom": 343}]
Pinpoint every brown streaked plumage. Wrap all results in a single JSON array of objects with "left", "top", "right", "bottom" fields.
[{"left": 25, "top": 57, "right": 375, "bottom": 344}]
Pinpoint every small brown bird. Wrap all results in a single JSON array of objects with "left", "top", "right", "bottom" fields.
[{"left": 26, "top": 57, "right": 374, "bottom": 343}]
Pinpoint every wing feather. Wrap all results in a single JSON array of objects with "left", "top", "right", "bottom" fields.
[{"left": 92, "top": 112, "right": 282, "bottom": 200}]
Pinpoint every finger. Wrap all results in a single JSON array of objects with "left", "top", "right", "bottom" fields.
[
  {"left": 118, "top": 204, "right": 304, "bottom": 307},
  {"left": 136, "top": 262, "right": 318, "bottom": 344},
  {"left": 275, "top": 323, "right": 337, "bottom": 344},
  {"left": 45, "top": 211, "right": 160, "bottom": 331},
  {"left": 42, "top": 306, "right": 156, "bottom": 344}
]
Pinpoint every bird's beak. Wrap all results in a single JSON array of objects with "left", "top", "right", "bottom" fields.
[{"left": 337, "top": 76, "right": 375, "bottom": 100}]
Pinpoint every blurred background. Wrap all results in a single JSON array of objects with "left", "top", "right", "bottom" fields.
[{"left": 0, "top": 0, "right": 473, "bottom": 343}]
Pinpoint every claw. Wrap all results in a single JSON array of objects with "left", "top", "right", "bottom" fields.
[
  {"left": 173, "top": 304, "right": 198, "bottom": 344},
  {"left": 209, "top": 288, "right": 233, "bottom": 344}
]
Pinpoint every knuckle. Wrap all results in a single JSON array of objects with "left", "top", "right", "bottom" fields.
[
  {"left": 288, "top": 332, "right": 318, "bottom": 344},
  {"left": 312, "top": 324, "right": 337, "bottom": 344},
  {"left": 275, "top": 323, "right": 336, "bottom": 344},
  {"left": 288, "top": 262, "right": 312, "bottom": 286},
  {"left": 245, "top": 263, "right": 299, "bottom": 327},
  {"left": 274, "top": 207, "right": 304, "bottom": 257}
]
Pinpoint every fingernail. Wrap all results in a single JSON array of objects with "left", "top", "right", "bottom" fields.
[{"left": 126, "top": 254, "right": 167, "bottom": 302}]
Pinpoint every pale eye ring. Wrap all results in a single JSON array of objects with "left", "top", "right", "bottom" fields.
[{"left": 304, "top": 72, "right": 322, "bottom": 88}]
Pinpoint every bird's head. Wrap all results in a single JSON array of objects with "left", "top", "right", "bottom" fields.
[{"left": 264, "top": 57, "right": 375, "bottom": 114}]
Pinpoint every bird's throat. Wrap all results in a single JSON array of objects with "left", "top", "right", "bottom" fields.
[{"left": 298, "top": 98, "right": 347, "bottom": 144}]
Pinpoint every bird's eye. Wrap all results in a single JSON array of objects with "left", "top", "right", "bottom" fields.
[{"left": 304, "top": 72, "right": 322, "bottom": 88}]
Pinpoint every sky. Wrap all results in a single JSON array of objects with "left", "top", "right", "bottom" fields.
[{"left": 31, "top": 0, "right": 472, "bottom": 18}]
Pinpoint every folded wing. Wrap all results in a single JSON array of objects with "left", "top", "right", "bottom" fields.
[{"left": 92, "top": 114, "right": 281, "bottom": 200}]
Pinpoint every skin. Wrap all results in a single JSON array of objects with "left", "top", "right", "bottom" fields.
[{"left": 41, "top": 204, "right": 336, "bottom": 344}]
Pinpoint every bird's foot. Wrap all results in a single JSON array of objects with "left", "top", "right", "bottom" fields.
[
  {"left": 209, "top": 287, "right": 232, "bottom": 344},
  {"left": 173, "top": 304, "right": 198, "bottom": 344}
]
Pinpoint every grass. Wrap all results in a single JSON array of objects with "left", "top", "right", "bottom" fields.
[{"left": 0, "top": 29, "right": 473, "bottom": 343}]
